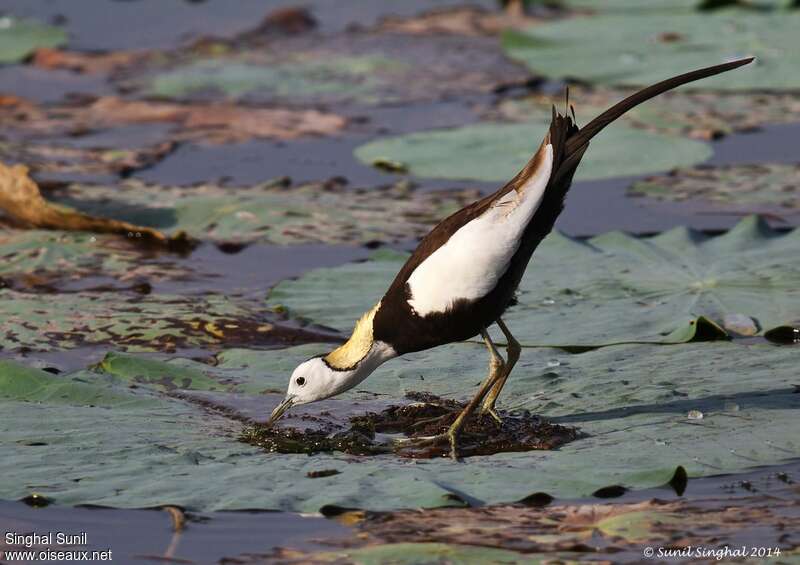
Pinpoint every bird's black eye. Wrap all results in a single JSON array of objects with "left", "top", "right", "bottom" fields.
[{"left": 295, "top": 377, "right": 306, "bottom": 386}]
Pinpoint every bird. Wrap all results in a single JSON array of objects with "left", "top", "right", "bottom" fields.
[{"left": 268, "top": 58, "right": 754, "bottom": 459}]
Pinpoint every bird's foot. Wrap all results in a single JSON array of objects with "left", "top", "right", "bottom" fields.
[
  {"left": 394, "top": 430, "right": 461, "bottom": 461},
  {"left": 407, "top": 412, "right": 452, "bottom": 431},
  {"left": 479, "top": 406, "right": 503, "bottom": 426}
]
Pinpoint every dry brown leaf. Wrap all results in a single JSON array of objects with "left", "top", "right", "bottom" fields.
[
  {"left": 377, "top": 6, "right": 542, "bottom": 36},
  {"left": 0, "top": 160, "right": 190, "bottom": 250},
  {"left": 0, "top": 139, "right": 176, "bottom": 177},
  {"left": 31, "top": 48, "right": 145, "bottom": 74},
  {"left": 0, "top": 96, "right": 347, "bottom": 144}
]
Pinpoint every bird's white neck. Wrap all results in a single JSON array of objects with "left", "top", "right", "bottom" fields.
[{"left": 327, "top": 340, "right": 397, "bottom": 397}]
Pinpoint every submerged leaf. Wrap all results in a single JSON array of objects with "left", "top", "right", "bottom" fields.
[
  {"left": 46, "top": 179, "right": 480, "bottom": 246},
  {"left": 629, "top": 163, "right": 800, "bottom": 211},
  {"left": 0, "top": 18, "right": 67, "bottom": 64}
]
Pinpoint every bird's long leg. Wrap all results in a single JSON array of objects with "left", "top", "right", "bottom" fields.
[
  {"left": 395, "top": 328, "right": 506, "bottom": 460},
  {"left": 441, "top": 328, "right": 506, "bottom": 459},
  {"left": 480, "top": 318, "right": 521, "bottom": 423}
]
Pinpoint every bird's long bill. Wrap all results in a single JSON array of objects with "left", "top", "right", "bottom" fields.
[{"left": 268, "top": 396, "right": 295, "bottom": 426}]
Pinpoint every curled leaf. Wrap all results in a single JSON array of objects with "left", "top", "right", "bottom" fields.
[{"left": 0, "top": 161, "right": 192, "bottom": 251}]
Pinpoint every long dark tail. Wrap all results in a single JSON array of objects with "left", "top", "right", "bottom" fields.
[
  {"left": 565, "top": 57, "right": 754, "bottom": 155},
  {"left": 519, "top": 57, "right": 754, "bottom": 252}
]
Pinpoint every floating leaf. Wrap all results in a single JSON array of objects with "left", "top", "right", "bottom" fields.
[
  {"left": 493, "top": 85, "right": 800, "bottom": 140},
  {"left": 296, "top": 543, "right": 534, "bottom": 564},
  {"left": 0, "top": 96, "right": 346, "bottom": 146},
  {"left": 0, "top": 161, "right": 188, "bottom": 250},
  {"left": 0, "top": 359, "right": 146, "bottom": 406},
  {"left": 0, "top": 339, "right": 797, "bottom": 511},
  {"left": 119, "top": 30, "right": 523, "bottom": 107},
  {"left": 148, "top": 58, "right": 392, "bottom": 102},
  {"left": 0, "top": 17, "right": 67, "bottom": 64},
  {"left": 354, "top": 121, "right": 712, "bottom": 183},
  {"left": 565, "top": 0, "right": 796, "bottom": 12},
  {"left": 304, "top": 491, "right": 800, "bottom": 561},
  {"left": 629, "top": 163, "right": 800, "bottom": 211},
  {"left": 0, "top": 289, "right": 322, "bottom": 352},
  {"left": 47, "top": 179, "right": 480, "bottom": 246},
  {"left": 503, "top": 12, "right": 800, "bottom": 91},
  {"left": 268, "top": 217, "right": 800, "bottom": 345}
]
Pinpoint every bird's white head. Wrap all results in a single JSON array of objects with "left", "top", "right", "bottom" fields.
[{"left": 268, "top": 303, "right": 396, "bottom": 425}]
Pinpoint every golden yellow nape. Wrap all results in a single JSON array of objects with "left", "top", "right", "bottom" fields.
[{"left": 324, "top": 302, "right": 381, "bottom": 370}]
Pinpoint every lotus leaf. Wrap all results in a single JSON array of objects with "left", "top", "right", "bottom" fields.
[
  {"left": 307, "top": 491, "right": 799, "bottom": 560},
  {"left": 0, "top": 339, "right": 797, "bottom": 511},
  {"left": 268, "top": 217, "right": 800, "bottom": 346},
  {"left": 148, "top": 58, "right": 391, "bottom": 102},
  {"left": 493, "top": 86, "right": 800, "bottom": 140},
  {"left": 0, "top": 290, "right": 276, "bottom": 352},
  {"left": 0, "top": 161, "right": 182, "bottom": 250},
  {"left": 354, "top": 121, "right": 712, "bottom": 183},
  {"left": 0, "top": 17, "right": 67, "bottom": 64},
  {"left": 0, "top": 229, "right": 190, "bottom": 285},
  {"left": 565, "top": 0, "right": 795, "bottom": 12},
  {"left": 629, "top": 163, "right": 800, "bottom": 210},
  {"left": 125, "top": 31, "right": 523, "bottom": 107},
  {"left": 0, "top": 97, "right": 346, "bottom": 146},
  {"left": 295, "top": 543, "right": 536, "bottom": 564},
  {"left": 503, "top": 11, "right": 800, "bottom": 91},
  {"left": 50, "top": 180, "right": 480, "bottom": 245}
]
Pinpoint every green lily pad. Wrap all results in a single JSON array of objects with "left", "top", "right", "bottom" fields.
[
  {"left": 493, "top": 86, "right": 800, "bottom": 140},
  {"left": 0, "top": 289, "right": 277, "bottom": 352},
  {"left": 0, "top": 359, "right": 148, "bottom": 406},
  {"left": 565, "top": 0, "right": 795, "bottom": 12},
  {"left": 0, "top": 229, "right": 190, "bottom": 285},
  {"left": 148, "top": 57, "right": 394, "bottom": 102},
  {"left": 301, "top": 543, "right": 535, "bottom": 564},
  {"left": 629, "top": 163, "right": 800, "bottom": 210},
  {"left": 269, "top": 217, "right": 800, "bottom": 346},
  {"left": 130, "top": 29, "right": 522, "bottom": 106},
  {"left": 503, "top": 11, "right": 800, "bottom": 91},
  {"left": 354, "top": 121, "right": 712, "bottom": 183},
  {"left": 0, "top": 17, "right": 67, "bottom": 64},
  {"left": 0, "top": 339, "right": 797, "bottom": 511},
  {"left": 51, "top": 179, "right": 480, "bottom": 245}
]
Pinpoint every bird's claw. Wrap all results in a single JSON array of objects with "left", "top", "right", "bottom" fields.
[
  {"left": 394, "top": 431, "right": 462, "bottom": 461},
  {"left": 480, "top": 406, "right": 503, "bottom": 426},
  {"left": 447, "top": 429, "right": 460, "bottom": 461}
]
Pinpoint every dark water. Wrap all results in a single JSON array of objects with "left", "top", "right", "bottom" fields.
[
  {"left": 138, "top": 122, "right": 800, "bottom": 237},
  {"left": 0, "top": 502, "right": 350, "bottom": 563},
  {"left": 1, "top": 0, "right": 494, "bottom": 50}
]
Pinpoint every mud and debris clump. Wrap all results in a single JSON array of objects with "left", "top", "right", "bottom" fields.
[{"left": 240, "top": 392, "right": 581, "bottom": 459}]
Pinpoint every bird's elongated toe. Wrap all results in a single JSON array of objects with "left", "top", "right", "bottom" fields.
[{"left": 480, "top": 406, "right": 504, "bottom": 426}]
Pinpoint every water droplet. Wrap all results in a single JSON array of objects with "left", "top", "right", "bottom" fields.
[
  {"left": 687, "top": 409, "right": 704, "bottom": 420},
  {"left": 546, "top": 360, "right": 561, "bottom": 368}
]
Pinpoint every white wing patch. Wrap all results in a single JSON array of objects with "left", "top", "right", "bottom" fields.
[{"left": 407, "top": 144, "right": 554, "bottom": 317}]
